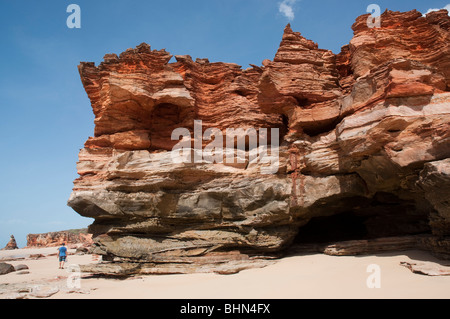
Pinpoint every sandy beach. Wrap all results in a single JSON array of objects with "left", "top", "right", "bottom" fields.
[{"left": 1, "top": 247, "right": 449, "bottom": 299}]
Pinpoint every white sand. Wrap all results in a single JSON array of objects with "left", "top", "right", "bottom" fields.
[{"left": 1, "top": 248, "right": 449, "bottom": 299}]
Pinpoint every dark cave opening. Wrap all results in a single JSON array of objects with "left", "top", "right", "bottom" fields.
[
  {"left": 294, "top": 212, "right": 369, "bottom": 244},
  {"left": 293, "top": 194, "right": 433, "bottom": 245}
]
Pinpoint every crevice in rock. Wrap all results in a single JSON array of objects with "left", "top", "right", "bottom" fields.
[
  {"left": 234, "top": 89, "right": 251, "bottom": 97},
  {"left": 301, "top": 118, "right": 341, "bottom": 137},
  {"left": 293, "top": 96, "right": 310, "bottom": 108},
  {"left": 149, "top": 103, "right": 183, "bottom": 151},
  {"left": 280, "top": 114, "right": 290, "bottom": 141}
]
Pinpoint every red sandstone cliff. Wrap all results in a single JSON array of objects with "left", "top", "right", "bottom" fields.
[
  {"left": 68, "top": 9, "right": 450, "bottom": 274},
  {"left": 26, "top": 230, "right": 93, "bottom": 248}
]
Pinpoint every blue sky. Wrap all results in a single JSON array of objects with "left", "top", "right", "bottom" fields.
[{"left": 0, "top": 0, "right": 449, "bottom": 248}]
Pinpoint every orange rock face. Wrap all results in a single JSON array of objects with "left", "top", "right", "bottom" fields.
[
  {"left": 26, "top": 230, "right": 93, "bottom": 248},
  {"left": 350, "top": 10, "right": 450, "bottom": 88},
  {"left": 69, "top": 9, "right": 450, "bottom": 274},
  {"left": 259, "top": 24, "right": 342, "bottom": 136}
]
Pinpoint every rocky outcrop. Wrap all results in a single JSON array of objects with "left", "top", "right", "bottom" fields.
[
  {"left": 400, "top": 260, "right": 450, "bottom": 276},
  {"left": 292, "top": 235, "right": 445, "bottom": 257},
  {"left": 418, "top": 159, "right": 450, "bottom": 236},
  {"left": 350, "top": 10, "right": 450, "bottom": 90},
  {"left": 69, "top": 9, "right": 450, "bottom": 275},
  {"left": 259, "top": 23, "right": 342, "bottom": 136},
  {"left": 26, "top": 229, "right": 93, "bottom": 248},
  {"left": 2, "top": 235, "right": 18, "bottom": 250}
]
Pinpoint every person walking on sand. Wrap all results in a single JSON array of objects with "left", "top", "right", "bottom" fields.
[{"left": 57, "top": 243, "right": 68, "bottom": 269}]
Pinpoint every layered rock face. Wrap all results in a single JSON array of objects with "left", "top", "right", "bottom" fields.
[
  {"left": 26, "top": 230, "right": 93, "bottom": 248},
  {"left": 69, "top": 9, "right": 450, "bottom": 274}
]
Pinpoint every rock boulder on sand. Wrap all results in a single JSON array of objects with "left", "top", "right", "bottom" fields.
[
  {"left": 14, "top": 264, "right": 29, "bottom": 271},
  {"left": 400, "top": 261, "right": 450, "bottom": 276},
  {"left": 0, "top": 263, "right": 15, "bottom": 275}
]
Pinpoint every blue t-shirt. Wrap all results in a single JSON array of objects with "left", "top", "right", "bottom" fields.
[{"left": 58, "top": 246, "right": 67, "bottom": 257}]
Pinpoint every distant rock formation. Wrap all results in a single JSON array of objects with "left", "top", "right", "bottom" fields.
[
  {"left": 2, "top": 235, "right": 18, "bottom": 250},
  {"left": 68, "top": 9, "right": 450, "bottom": 275},
  {"left": 26, "top": 229, "right": 93, "bottom": 248}
]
